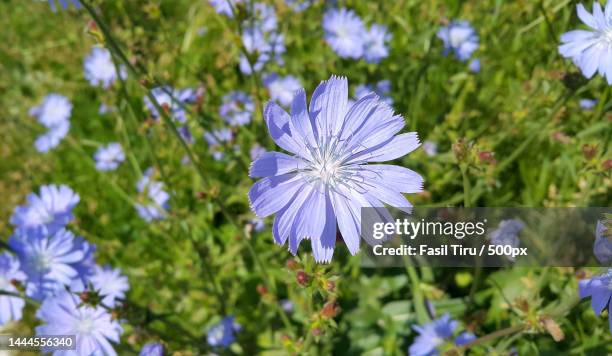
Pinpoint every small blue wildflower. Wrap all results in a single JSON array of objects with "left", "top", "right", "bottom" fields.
[
  {"left": 84, "top": 47, "right": 125, "bottom": 88},
  {"left": 144, "top": 87, "right": 190, "bottom": 123},
  {"left": 36, "top": 290, "right": 123, "bottom": 355},
  {"left": 240, "top": 29, "right": 285, "bottom": 74},
  {"left": 48, "top": 0, "right": 80, "bottom": 11},
  {"left": 422, "top": 140, "right": 438, "bottom": 157},
  {"left": 284, "top": 0, "right": 311, "bottom": 12},
  {"left": 29, "top": 94, "right": 72, "bottom": 128},
  {"left": 558, "top": 1, "right": 612, "bottom": 85},
  {"left": 250, "top": 218, "right": 265, "bottom": 232},
  {"left": 35, "top": 120, "right": 70, "bottom": 153},
  {"left": 249, "top": 75, "right": 423, "bottom": 262},
  {"left": 579, "top": 268, "right": 612, "bottom": 333},
  {"left": 409, "top": 313, "right": 475, "bottom": 355},
  {"left": 323, "top": 8, "right": 366, "bottom": 59},
  {"left": 469, "top": 58, "right": 481, "bottom": 73},
  {"left": 280, "top": 299, "right": 294, "bottom": 313},
  {"left": 489, "top": 219, "right": 524, "bottom": 261},
  {"left": 580, "top": 98, "right": 598, "bottom": 110},
  {"left": 0, "top": 253, "right": 27, "bottom": 326},
  {"left": 263, "top": 73, "right": 302, "bottom": 107},
  {"left": 94, "top": 143, "right": 125, "bottom": 172},
  {"left": 178, "top": 125, "right": 194, "bottom": 144},
  {"left": 594, "top": 220, "right": 612, "bottom": 265},
  {"left": 10, "top": 184, "right": 80, "bottom": 237},
  {"left": 209, "top": 0, "right": 240, "bottom": 17},
  {"left": 99, "top": 103, "right": 111, "bottom": 114},
  {"left": 354, "top": 80, "right": 393, "bottom": 106},
  {"left": 135, "top": 168, "right": 170, "bottom": 222},
  {"left": 363, "top": 24, "right": 391, "bottom": 63},
  {"left": 9, "top": 228, "right": 95, "bottom": 301},
  {"left": 250, "top": 143, "right": 267, "bottom": 161},
  {"left": 252, "top": 3, "right": 278, "bottom": 33},
  {"left": 437, "top": 21, "right": 479, "bottom": 62},
  {"left": 140, "top": 342, "right": 165, "bottom": 356},
  {"left": 220, "top": 91, "right": 254, "bottom": 126},
  {"left": 89, "top": 265, "right": 129, "bottom": 307},
  {"left": 207, "top": 316, "right": 242, "bottom": 348}
]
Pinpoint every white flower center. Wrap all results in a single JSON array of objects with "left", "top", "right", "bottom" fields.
[
  {"left": 34, "top": 250, "right": 54, "bottom": 271},
  {"left": 602, "top": 28, "right": 612, "bottom": 45},
  {"left": 75, "top": 316, "right": 96, "bottom": 334},
  {"left": 0, "top": 276, "right": 8, "bottom": 290}
]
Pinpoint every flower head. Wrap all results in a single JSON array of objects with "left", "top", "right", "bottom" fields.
[
  {"left": 94, "top": 143, "right": 125, "bottom": 171},
  {"left": 264, "top": 73, "right": 302, "bottom": 107},
  {"left": 36, "top": 290, "right": 123, "bottom": 356},
  {"left": 209, "top": 0, "right": 240, "bottom": 17},
  {"left": 559, "top": 2, "right": 612, "bottom": 84},
  {"left": 249, "top": 75, "right": 423, "bottom": 262},
  {"left": 437, "top": 21, "right": 479, "bottom": 61},
  {"left": 0, "top": 253, "right": 27, "bottom": 326},
  {"left": 35, "top": 120, "right": 70, "bottom": 153},
  {"left": 469, "top": 58, "right": 481, "bottom": 73},
  {"left": 239, "top": 29, "right": 285, "bottom": 74},
  {"left": 89, "top": 265, "right": 129, "bottom": 307},
  {"left": 220, "top": 91, "right": 254, "bottom": 126},
  {"left": 594, "top": 220, "right": 612, "bottom": 265},
  {"left": 135, "top": 168, "right": 170, "bottom": 222},
  {"left": 140, "top": 342, "right": 165, "bottom": 356},
  {"left": 207, "top": 316, "right": 241, "bottom": 348},
  {"left": 354, "top": 80, "right": 393, "bottom": 106},
  {"left": 48, "top": 0, "right": 80, "bottom": 11},
  {"left": 9, "top": 228, "right": 95, "bottom": 300},
  {"left": 144, "top": 87, "right": 190, "bottom": 123},
  {"left": 409, "top": 314, "right": 475, "bottom": 355},
  {"left": 580, "top": 98, "right": 598, "bottom": 109},
  {"left": 204, "top": 128, "right": 234, "bottom": 160},
  {"left": 579, "top": 268, "right": 612, "bottom": 333},
  {"left": 284, "top": 0, "right": 311, "bottom": 12},
  {"left": 363, "top": 24, "right": 391, "bottom": 63},
  {"left": 422, "top": 140, "right": 438, "bottom": 157},
  {"left": 489, "top": 219, "right": 524, "bottom": 261},
  {"left": 29, "top": 94, "right": 72, "bottom": 128},
  {"left": 11, "top": 184, "right": 80, "bottom": 237},
  {"left": 84, "top": 47, "right": 125, "bottom": 88},
  {"left": 323, "top": 9, "right": 366, "bottom": 59},
  {"left": 252, "top": 3, "right": 277, "bottom": 33}
]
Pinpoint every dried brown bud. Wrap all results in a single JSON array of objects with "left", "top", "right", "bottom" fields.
[
  {"left": 478, "top": 151, "right": 496, "bottom": 164},
  {"left": 326, "top": 281, "right": 336, "bottom": 292},
  {"left": 603, "top": 159, "right": 612, "bottom": 171},
  {"left": 296, "top": 271, "right": 310, "bottom": 286},
  {"left": 79, "top": 291, "right": 90, "bottom": 303},
  {"left": 540, "top": 316, "right": 565, "bottom": 342},
  {"left": 311, "top": 327, "right": 322, "bottom": 337},
  {"left": 582, "top": 144, "right": 597, "bottom": 160},
  {"left": 321, "top": 300, "right": 341, "bottom": 318},
  {"left": 286, "top": 259, "right": 298, "bottom": 270},
  {"left": 256, "top": 284, "right": 268, "bottom": 296}
]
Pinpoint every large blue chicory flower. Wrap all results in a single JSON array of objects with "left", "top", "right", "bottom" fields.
[
  {"left": 10, "top": 184, "right": 80, "bottom": 237},
  {"left": 409, "top": 314, "right": 476, "bottom": 355},
  {"left": 559, "top": 1, "right": 612, "bottom": 85},
  {"left": 36, "top": 290, "right": 123, "bottom": 356},
  {"left": 207, "top": 316, "right": 242, "bottom": 348},
  {"left": 579, "top": 269, "right": 612, "bottom": 333},
  {"left": 437, "top": 21, "right": 479, "bottom": 62},
  {"left": 94, "top": 143, "right": 125, "bottom": 171},
  {"left": 0, "top": 253, "right": 27, "bottom": 326},
  {"left": 220, "top": 91, "right": 255, "bottom": 126},
  {"left": 263, "top": 73, "right": 302, "bottom": 107},
  {"left": 135, "top": 168, "right": 170, "bottom": 222},
  {"left": 248, "top": 75, "right": 423, "bottom": 262},
  {"left": 9, "top": 228, "right": 95, "bottom": 301},
  {"left": 323, "top": 9, "right": 366, "bottom": 59},
  {"left": 84, "top": 47, "right": 126, "bottom": 88},
  {"left": 48, "top": 0, "right": 80, "bottom": 11},
  {"left": 34, "top": 120, "right": 70, "bottom": 153},
  {"left": 88, "top": 265, "right": 130, "bottom": 307},
  {"left": 594, "top": 220, "right": 612, "bottom": 265}
]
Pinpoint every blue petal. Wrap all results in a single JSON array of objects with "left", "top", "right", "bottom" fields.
[
  {"left": 347, "top": 132, "right": 420, "bottom": 164},
  {"left": 248, "top": 174, "right": 303, "bottom": 218},
  {"left": 264, "top": 102, "right": 304, "bottom": 155},
  {"left": 289, "top": 188, "right": 328, "bottom": 255},
  {"left": 365, "top": 165, "right": 424, "bottom": 194},
  {"left": 577, "top": 4, "right": 599, "bottom": 30},
  {"left": 310, "top": 192, "right": 336, "bottom": 263},
  {"left": 249, "top": 151, "right": 304, "bottom": 177},
  {"left": 309, "top": 76, "right": 348, "bottom": 140},
  {"left": 273, "top": 184, "right": 312, "bottom": 246},
  {"left": 290, "top": 89, "right": 318, "bottom": 149},
  {"left": 591, "top": 289, "right": 611, "bottom": 315},
  {"left": 330, "top": 190, "right": 361, "bottom": 255}
]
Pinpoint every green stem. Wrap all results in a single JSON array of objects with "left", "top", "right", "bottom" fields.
[
  {"left": 463, "top": 324, "right": 527, "bottom": 349},
  {"left": 402, "top": 256, "right": 429, "bottom": 324}
]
